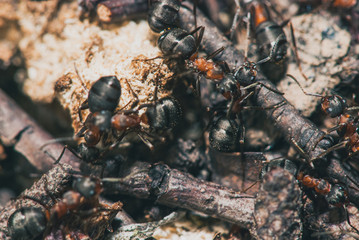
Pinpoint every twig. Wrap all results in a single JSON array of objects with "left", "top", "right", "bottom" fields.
[
  {"left": 0, "top": 89, "right": 81, "bottom": 172},
  {"left": 102, "top": 162, "right": 255, "bottom": 228}
]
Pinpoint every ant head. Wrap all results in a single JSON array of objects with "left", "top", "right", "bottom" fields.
[
  {"left": 325, "top": 184, "right": 347, "bottom": 206},
  {"left": 321, "top": 95, "right": 347, "bottom": 118},
  {"left": 234, "top": 61, "right": 257, "bottom": 86},
  {"left": 218, "top": 74, "right": 238, "bottom": 99},
  {"left": 72, "top": 176, "right": 102, "bottom": 199}
]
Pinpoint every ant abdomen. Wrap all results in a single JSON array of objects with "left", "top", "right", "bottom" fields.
[
  {"left": 256, "top": 21, "right": 288, "bottom": 82},
  {"left": 144, "top": 97, "right": 182, "bottom": 130},
  {"left": 8, "top": 207, "right": 47, "bottom": 240},
  {"left": 88, "top": 76, "right": 121, "bottom": 113},
  {"left": 148, "top": 0, "right": 181, "bottom": 33},
  {"left": 158, "top": 28, "right": 197, "bottom": 59},
  {"left": 209, "top": 116, "right": 241, "bottom": 152}
]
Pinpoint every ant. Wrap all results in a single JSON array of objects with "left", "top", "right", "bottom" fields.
[
  {"left": 230, "top": 0, "right": 308, "bottom": 83},
  {"left": 148, "top": 0, "right": 207, "bottom": 61},
  {"left": 287, "top": 74, "right": 359, "bottom": 159},
  {"left": 75, "top": 73, "right": 124, "bottom": 148},
  {"left": 297, "top": 172, "right": 359, "bottom": 234},
  {"left": 77, "top": 65, "right": 182, "bottom": 151},
  {"left": 147, "top": 0, "right": 267, "bottom": 103},
  {"left": 110, "top": 96, "right": 182, "bottom": 150},
  {"left": 8, "top": 176, "right": 121, "bottom": 239}
]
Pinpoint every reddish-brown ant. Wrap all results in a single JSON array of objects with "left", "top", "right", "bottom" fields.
[
  {"left": 9, "top": 176, "right": 122, "bottom": 239},
  {"left": 297, "top": 171, "right": 359, "bottom": 234},
  {"left": 287, "top": 74, "right": 359, "bottom": 158}
]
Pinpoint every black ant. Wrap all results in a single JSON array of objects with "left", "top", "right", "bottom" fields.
[
  {"left": 109, "top": 96, "right": 182, "bottom": 150},
  {"left": 148, "top": 0, "right": 205, "bottom": 61},
  {"left": 147, "top": 0, "right": 182, "bottom": 33},
  {"left": 230, "top": 0, "right": 308, "bottom": 83},
  {"left": 75, "top": 72, "right": 124, "bottom": 148},
  {"left": 8, "top": 176, "right": 121, "bottom": 239}
]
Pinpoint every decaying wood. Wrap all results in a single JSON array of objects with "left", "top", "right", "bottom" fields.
[
  {"left": 0, "top": 89, "right": 81, "bottom": 172},
  {"left": 102, "top": 162, "right": 255, "bottom": 228}
]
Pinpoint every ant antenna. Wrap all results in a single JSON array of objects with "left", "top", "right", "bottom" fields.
[
  {"left": 74, "top": 62, "right": 89, "bottom": 93},
  {"left": 229, "top": 0, "right": 242, "bottom": 41},
  {"left": 124, "top": 78, "right": 139, "bottom": 109},
  {"left": 288, "top": 22, "right": 310, "bottom": 82},
  {"left": 193, "top": 0, "right": 198, "bottom": 39},
  {"left": 245, "top": 13, "right": 251, "bottom": 60},
  {"left": 286, "top": 74, "right": 323, "bottom": 98},
  {"left": 39, "top": 137, "right": 77, "bottom": 151}
]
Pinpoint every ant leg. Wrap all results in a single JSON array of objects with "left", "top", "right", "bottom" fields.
[
  {"left": 74, "top": 62, "right": 89, "bottom": 93},
  {"left": 42, "top": 177, "right": 58, "bottom": 204},
  {"left": 242, "top": 100, "right": 286, "bottom": 111},
  {"left": 344, "top": 205, "right": 359, "bottom": 235},
  {"left": 238, "top": 114, "right": 245, "bottom": 145},
  {"left": 193, "top": 0, "right": 198, "bottom": 38},
  {"left": 226, "top": 97, "right": 236, "bottom": 118},
  {"left": 137, "top": 132, "right": 155, "bottom": 150},
  {"left": 244, "top": 12, "right": 251, "bottom": 60},
  {"left": 346, "top": 106, "right": 359, "bottom": 111},
  {"left": 141, "top": 130, "right": 165, "bottom": 142},
  {"left": 196, "top": 74, "right": 201, "bottom": 97},
  {"left": 256, "top": 33, "right": 286, "bottom": 65},
  {"left": 78, "top": 100, "right": 89, "bottom": 123},
  {"left": 290, "top": 138, "right": 311, "bottom": 163},
  {"left": 288, "top": 22, "right": 310, "bottom": 81},
  {"left": 75, "top": 126, "right": 87, "bottom": 139},
  {"left": 286, "top": 74, "right": 322, "bottom": 97},
  {"left": 228, "top": 0, "right": 242, "bottom": 41},
  {"left": 132, "top": 55, "right": 165, "bottom": 62},
  {"left": 22, "top": 195, "right": 49, "bottom": 209},
  {"left": 313, "top": 140, "right": 347, "bottom": 160},
  {"left": 206, "top": 47, "right": 225, "bottom": 61},
  {"left": 189, "top": 26, "right": 205, "bottom": 49},
  {"left": 242, "top": 82, "right": 284, "bottom": 95},
  {"left": 107, "top": 131, "right": 127, "bottom": 151},
  {"left": 263, "top": 0, "right": 284, "bottom": 22}
]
